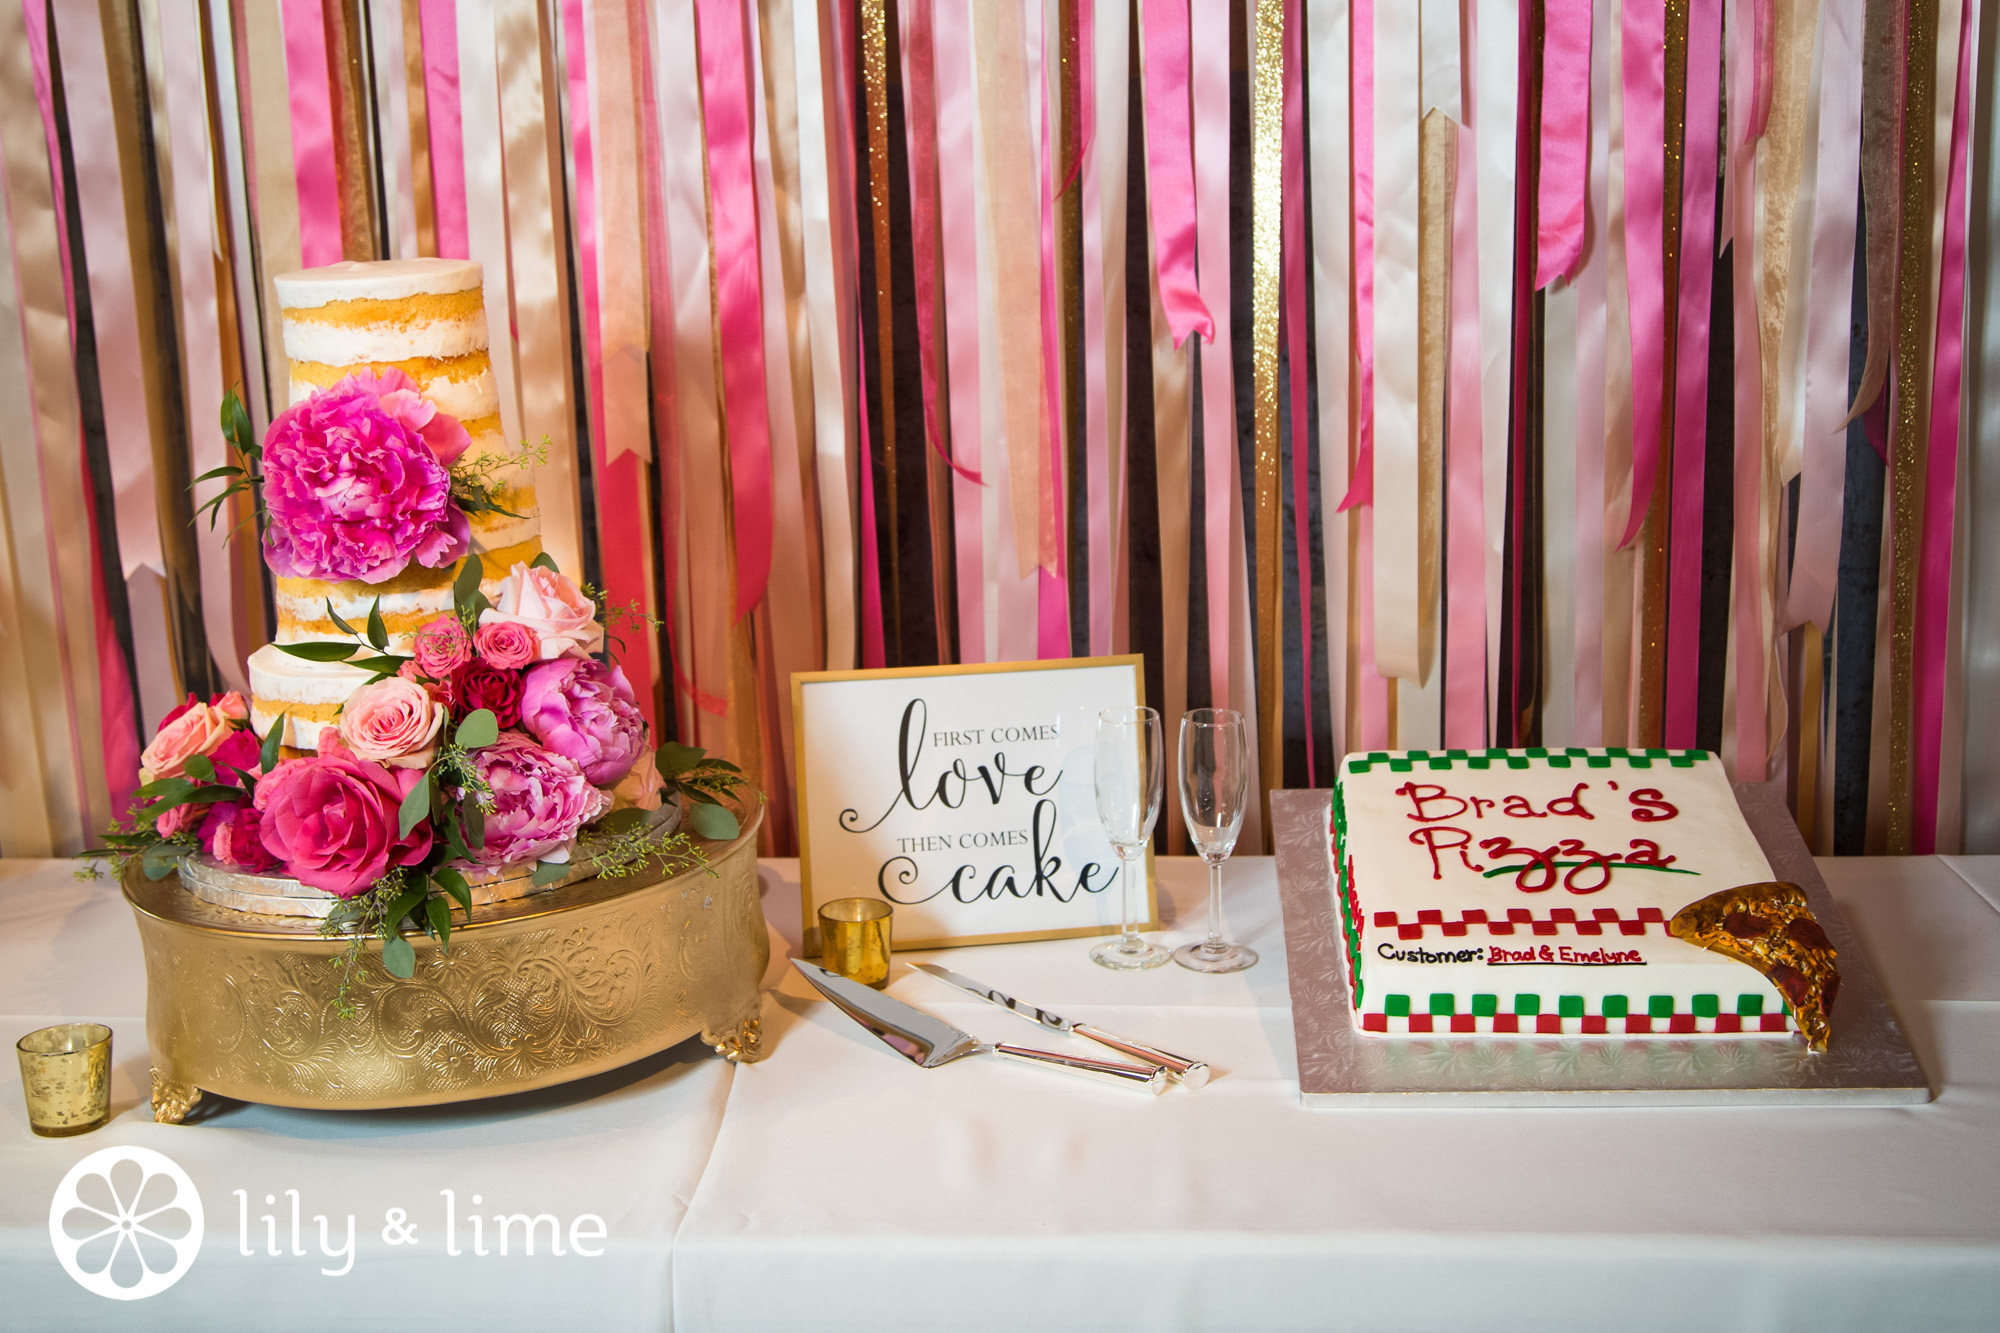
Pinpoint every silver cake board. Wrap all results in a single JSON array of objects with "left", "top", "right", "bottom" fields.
[{"left": 1271, "top": 784, "right": 1932, "bottom": 1108}]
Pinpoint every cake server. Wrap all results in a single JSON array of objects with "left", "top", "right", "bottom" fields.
[
  {"left": 791, "top": 960, "right": 1167, "bottom": 1095},
  {"left": 911, "top": 963, "right": 1211, "bottom": 1089}
]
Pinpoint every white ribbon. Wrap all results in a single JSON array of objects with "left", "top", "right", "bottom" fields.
[
  {"left": 1307, "top": 0, "right": 1351, "bottom": 756},
  {"left": 1371, "top": 0, "right": 1421, "bottom": 683},
  {"left": 1473, "top": 0, "right": 1518, "bottom": 736}
]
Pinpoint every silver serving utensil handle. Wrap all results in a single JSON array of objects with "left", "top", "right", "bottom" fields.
[
  {"left": 1070, "top": 1025, "right": 1212, "bottom": 1090},
  {"left": 985, "top": 1043, "right": 1168, "bottom": 1095}
]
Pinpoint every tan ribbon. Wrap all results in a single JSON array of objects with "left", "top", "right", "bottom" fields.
[
  {"left": 1758, "top": 0, "right": 1820, "bottom": 483},
  {"left": 239, "top": 0, "right": 302, "bottom": 431},
  {"left": 1418, "top": 110, "right": 1455, "bottom": 695},
  {"left": 368, "top": 0, "right": 420, "bottom": 258},
  {"left": 401, "top": 0, "right": 437, "bottom": 256},
  {"left": 1307, "top": 0, "right": 1351, "bottom": 756},
  {"left": 1598, "top": 0, "right": 1638, "bottom": 746},
  {"left": 1095, "top": 0, "right": 1131, "bottom": 654},
  {"left": 1848, "top": 0, "right": 1903, "bottom": 424},
  {"left": 1371, "top": 0, "right": 1421, "bottom": 683},
  {"left": 456, "top": 2, "right": 523, "bottom": 450}
]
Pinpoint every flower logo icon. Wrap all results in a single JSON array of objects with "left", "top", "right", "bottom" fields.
[{"left": 49, "top": 1146, "right": 203, "bottom": 1300}]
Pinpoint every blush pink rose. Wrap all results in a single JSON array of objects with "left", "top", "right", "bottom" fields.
[
  {"left": 202, "top": 802, "right": 278, "bottom": 871},
  {"left": 478, "top": 563, "right": 603, "bottom": 660},
  {"left": 608, "top": 746, "right": 665, "bottom": 813},
  {"left": 411, "top": 615, "right": 472, "bottom": 677},
  {"left": 519, "top": 658, "right": 648, "bottom": 786},
  {"left": 153, "top": 801, "right": 205, "bottom": 840},
  {"left": 140, "top": 693, "right": 249, "bottom": 784},
  {"left": 338, "top": 677, "right": 448, "bottom": 769},
  {"left": 463, "top": 733, "right": 610, "bottom": 866},
  {"left": 474, "top": 619, "right": 537, "bottom": 670},
  {"left": 254, "top": 735, "right": 432, "bottom": 898}
]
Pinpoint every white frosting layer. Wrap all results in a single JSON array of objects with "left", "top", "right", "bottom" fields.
[
  {"left": 273, "top": 583, "right": 454, "bottom": 652},
  {"left": 247, "top": 644, "right": 371, "bottom": 749},
  {"left": 289, "top": 367, "right": 499, "bottom": 423},
  {"left": 274, "top": 258, "right": 483, "bottom": 307},
  {"left": 1333, "top": 749, "right": 1791, "bottom": 1038},
  {"left": 281, "top": 313, "right": 488, "bottom": 365}
]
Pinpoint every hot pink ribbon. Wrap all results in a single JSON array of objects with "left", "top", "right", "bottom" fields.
[
  {"left": 692, "top": 0, "right": 775, "bottom": 623},
  {"left": 1338, "top": 0, "right": 1376, "bottom": 512},
  {"left": 281, "top": 0, "right": 342, "bottom": 267},
  {"left": 1281, "top": 0, "right": 1314, "bottom": 784},
  {"left": 1505, "top": 0, "right": 1536, "bottom": 734},
  {"left": 1616, "top": 0, "right": 1667, "bottom": 550},
  {"left": 1913, "top": 0, "right": 1977, "bottom": 853},
  {"left": 1445, "top": 130, "right": 1487, "bottom": 749},
  {"left": 1138, "top": 0, "right": 1214, "bottom": 347},
  {"left": 417, "top": 0, "right": 468, "bottom": 259},
  {"left": 1535, "top": 0, "right": 1592, "bottom": 288},
  {"left": 1662, "top": 0, "right": 1722, "bottom": 748}
]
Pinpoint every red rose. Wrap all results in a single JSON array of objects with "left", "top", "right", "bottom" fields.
[{"left": 452, "top": 660, "right": 523, "bottom": 729}]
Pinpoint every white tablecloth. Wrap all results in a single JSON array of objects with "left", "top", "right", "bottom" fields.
[{"left": 4, "top": 854, "right": 1998, "bottom": 1331}]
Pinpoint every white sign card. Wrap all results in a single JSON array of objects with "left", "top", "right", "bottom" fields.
[{"left": 792, "top": 656, "right": 1158, "bottom": 950}]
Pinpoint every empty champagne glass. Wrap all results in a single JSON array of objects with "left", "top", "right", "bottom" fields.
[
  {"left": 1174, "top": 708, "right": 1257, "bottom": 973},
  {"left": 1090, "top": 705, "right": 1170, "bottom": 970}
]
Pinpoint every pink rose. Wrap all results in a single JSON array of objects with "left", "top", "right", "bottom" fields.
[
  {"left": 412, "top": 615, "right": 472, "bottom": 677},
  {"left": 474, "top": 620, "right": 537, "bottom": 670},
  {"left": 141, "top": 695, "right": 246, "bottom": 784},
  {"left": 201, "top": 802, "right": 278, "bottom": 871},
  {"left": 463, "top": 733, "right": 608, "bottom": 866},
  {"left": 338, "top": 677, "right": 448, "bottom": 768},
  {"left": 519, "top": 658, "right": 648, "bottom": 785},
  {"left": 254, "top": 735, "right": 432, "bottom": 898},
  {"left": 608, "top": 746, "right": 665, "bottom": 813},
  {"left": 214, "top": 693, "right": 249, "bottom": 722},
  {"left": 153, "top": 801, "right": 205, "bottom": 840},
  {"left": 452, "top": 660, "right": 522, "bottom": 728},
  {"left": 478, "top": 563, "right": 603, "bottom": 660},
  {"left": 260, "top": 374, "right": 470, "bottom": 584},
  {"left": 208, "top": 728, "right": 264, "bottom": 786}
]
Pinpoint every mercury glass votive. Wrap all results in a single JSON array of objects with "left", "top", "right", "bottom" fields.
[
  {"left": 817, "top": 898, "right": 894, "bottom": 989},
  {"left": 17, "top": 1023, "right": 113, "bottom": 1137}
]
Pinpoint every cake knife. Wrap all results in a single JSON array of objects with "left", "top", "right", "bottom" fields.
[
  {"left": 791, "top": 961, "right": 1167, "bottom": 1095},
  {"left": 911, "top": 963, "right": 1211, "bottom": 1089}
]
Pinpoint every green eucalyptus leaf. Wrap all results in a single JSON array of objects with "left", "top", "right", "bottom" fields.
[
  {"left": 140, "top": 841, "right": 186, "bottom": 880},
  {"left": 426, "top": 895, "right": 451, "bottom": 950},
  {"left": 462, "top": 792, "right": 486, "bottom": 851},
  {"left": 433, "top": 866, "right": 472, "bottom": 917},
  {"left": 349, "top": 654, "right": 408, "bottom": 676},
  {"left": 454, "top": 709, "right": 499, "bottom": 749},
  {"left": 191, "top": 464, "right": 244, "bottom": 484},
  {"left": 366, "top": 599, "right": 390, "bottom": 651},
  {"left": 398, "top": 771, "right": 432, "bottom": 838},
  {"left": 452, "top": 555, "right": 486, "bottom": 618},
  {"left": 386, "top": 885, "right": 427, "bottom": 933},
  {"left": 469, "top": 591, "right": 492, "bottom": 619},
  {"left": 531, "top": 859, "right": 572, "bottom": 887},
  {"left": 529, "top": 552, "right": 561, "bottom": 573},
  {"left": 657, "top": 742, "right": 706, "bottom": 775},
  {"left": 324, "top": 599, "right": 360, "bottom": 638},
  {"left": 688, "top": 802, "right": 740, "bottom": 841},
  {"left": 592, "top": 807, "right": 652, "bottom": 836},
  {"left": 261, "top": 714, "right": 288, "bottom": 773},
  {"left": 276, "top": 641, "right": 362, "bottom": 663},
  {"left": 133, "top": 776, "right": 195, "bottom": 801},
  {"left": 380, "top": 934, "right": 416, "bottom": 979}
]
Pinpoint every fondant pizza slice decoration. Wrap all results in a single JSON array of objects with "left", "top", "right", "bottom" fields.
[{"left": 1668, "top": 882, "right": 1840, "bottom": 1052}]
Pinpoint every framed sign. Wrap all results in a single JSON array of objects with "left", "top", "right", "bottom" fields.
[{"left": 792, "top": 656, "right": 1158, "bottom": 951}]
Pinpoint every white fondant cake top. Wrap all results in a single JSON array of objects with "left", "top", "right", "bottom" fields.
[{"left": 274, "top": 258, "right": 483, "bottom": 308}]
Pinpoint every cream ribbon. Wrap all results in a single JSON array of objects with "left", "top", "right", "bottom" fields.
[
  {"left": 1543, "top": 281, "right": 1581, "bottom": 744},
  {"left": 239, "top": 0, "right": 301, "bottom": 431},
  {"left": 1307, "top": 0, "right": 1351, "bottom": 756},
  {"left": 1371, "top": 0, "right": 1421, "bottom": 683},
  {"left": 1473, "top": 0, "right": 1519, "bottom": 737},
  {"left": 368, "top": 0, "right": 420, "bottom": 257},
  {"left": 1599, "top": 0, "right": 1638, "bottom": 746},
  {"left": 1572, "top": 0, "right": 1620, "bottom": 745},
  {"left": 456, "top": 3, "right": 522, "bottom": 445}
]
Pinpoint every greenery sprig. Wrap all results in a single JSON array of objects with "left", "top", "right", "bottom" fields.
[
  {"left": 449, "top": 436, "right": 548, "bottom": 520},
  {"left": 192, "top": 391, "right": 264, "bottom": 539}
]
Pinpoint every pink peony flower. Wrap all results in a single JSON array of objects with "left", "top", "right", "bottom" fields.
[
  {"left": 464, "top": 733, "right": 609, "bottom": 866},
  {"left": 608, "top": 746, "right": 665, "bottom": 813},
  {"left": 519, "top": 658, "right": 648, "bottom": 786},
  {"left": 474, "top": 619, "right": 537, "bottom": 670},
  {"left": 412, "top": 615, "right": 472, "bottom": 677},
  {"left": 477, "top": 563, "right": 603, "bottom": 660},
  {"left": 338, "top": 676, "right": 448, "bottom": 768},
  {"left": 260, "top": 373, "right": 471, "bottom": 584},
  {"left": 254, "top": 735, "right": 432, "bottom": 898},
  {"left": 202, "top": 801, "right": 277, "bottom": 871},
  {"left": 453, "top": 660, "right": 523, "bottom": 728},
  {"left": 141, "top": 694, "right": 249, "bottom": 784}
]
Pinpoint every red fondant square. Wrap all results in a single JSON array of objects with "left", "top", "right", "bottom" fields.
[
  {"left": 1450, "top": 1015, "right": 1476, "bottom": 1033},
  {"left": 1760, "top": 1014, "right": 1788, "bottom": 1032},
  {"left": 1668, "top": 1014, "right": 1697, "bottom": 1034},
  {"left": 1407, "top": 1015, "right": 1435, "bottom": 1034},
  {"left": 1488, "top": 923, "right": 1515, "bottom": 936},
  {"left": 1508, "top": 908, "right": 1534, "bottom": 922},
  {"left": 1373, "top": 911, "right": 1399, "bottom": 928},
  {"left": 1619, "top": 921, "right": 1647, "bottom": 936},
  {"left": 1638, "top": 907, "right": 1665, "bottom": 922},
  {"left": 1400, "top": 924, "right": 1423, "bottom": 940},
  {"left": 1442, "top": 922, "right": 1468, "bottom": 937},
  {"left": 1417, "top": 909, "right": 1444, "bottom": 925},
  {"left": 1493, "top": 1014, "right": 1520, "bottom": 1033},
  {"left": 1625, "top": 1016, "right": 1653, "bottom": 1034},
  {"left": 1714, "top": 1014, "right": 1743, "bottom": 1034},
  {"left": 1582, "top": 1016, "right": 1608, "bottom": 1035},
  {"left": 1550, "top": 908, "right": 1577, "bottom": 923},
  {"left": 1536, "top": 1015, "right": 1563, "bottom": 1035},
  {"left": 1593, "top": 907, "right": 1621, "bottom": 921},
  {"left": 1462, "top": 908, "right": 1489, "bottom": 922},
  {"left": 1575, "top": 921, "right": 1603, "bottom": 935},
  {"left": 1533, "top": 921, "right": 1559, "bottom": 936},
  {"left": 1362, "top": 1012, "right": 1389, "bottom": 1032}
]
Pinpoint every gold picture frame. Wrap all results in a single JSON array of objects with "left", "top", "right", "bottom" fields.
[{"left": 791, "top": 655, "right": 1160, "bottom": 952}]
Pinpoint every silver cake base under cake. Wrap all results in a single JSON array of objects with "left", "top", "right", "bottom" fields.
[{"left": 1272, "top": 785, "right": 1931, "bottom": 1107}]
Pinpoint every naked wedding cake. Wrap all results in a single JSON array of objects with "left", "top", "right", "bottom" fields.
[{"left": 1329, "top": 748, "right": 1840, "bottom": 1049}]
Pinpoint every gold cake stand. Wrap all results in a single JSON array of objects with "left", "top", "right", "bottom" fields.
[{"left": 122, "top": 794, "right": 770, "bottom": 1122}]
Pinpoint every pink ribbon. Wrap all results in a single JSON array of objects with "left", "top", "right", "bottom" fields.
[
  {"left": 1033, "top": 1, "right": 1070, "bottom": 656},
  {"left": 1138, "top": 0, "right": 1214, "bottom": 346},
  {"left": 1444, "top": 130, "right": 1487, "bottom": 748},
  {"left": 417, "top": 0, "right": 468, "bottom": 259},
  {"left": 1338, "top": 0, "right": 1376, "bottom": 512},
  {"left": 1535, "top": 0, "right": 1592, "bottom": 288},
  {"left": 1914, "top": 0, "right": 1977, "bottom": 853},
  {"left": 1078, "top": 0, "right": 1117, "bottom": 657},
  {"left": 1191, "top": 0, "right": 1235, "bottom": 705},
  {"left": 281, "top": 0, "right": 342, "bottom": 267},
  {"left": 1282, "top": 0, "right": 1314, "bottom": 784},
  {"left": 932, "top": 0, "right": 986, "bottom": 661},
  {"left": 858, "top": 313, "right": 887, "bottom": 670},
  {"left": 1615, "top": 0, "right": 1666, "bottom": 549},
  {"left": 1354, "top": 506, "right": 1390, "bottom": 748},
  {"left": 1662, "top": 0, "right": 1722, "bottom": 747},
  {"left": 692, "top": 0, "right": 775, "bottom": 623}
]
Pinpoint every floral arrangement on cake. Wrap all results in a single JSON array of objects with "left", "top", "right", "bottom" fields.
[{"left": 84, "top": 383, "right": 747, "bottom": 998}]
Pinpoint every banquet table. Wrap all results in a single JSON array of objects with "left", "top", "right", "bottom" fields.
[{"left": 2, "top": 850, "right": 1998, "bottom": 1332}]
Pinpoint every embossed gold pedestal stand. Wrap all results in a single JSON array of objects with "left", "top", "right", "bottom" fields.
[{"left": 123, "top": 795, "right": 770, "bottom": 1123}]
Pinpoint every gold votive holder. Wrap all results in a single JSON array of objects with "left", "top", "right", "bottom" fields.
[
  {"left": 17, "top": 1023, "right": 112, "bottom": 1137},
  {"left": 818, "top": 898, "right": 893, "bottom": 989}
]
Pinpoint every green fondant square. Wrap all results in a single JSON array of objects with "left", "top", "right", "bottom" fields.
[
  {"left": 1737, "top": 993, "right": 1764, "bottom": 1016},
  {"left": 1507, "top": 756, "right": 1530, "bottom": 769},
  {"left": 1389, "top": 759, "right": 1413, "bottom": 772},
  {"left": 1605, "top": 746, "right": 1629, "bottom": 757},
  {"left": 1469, "top": 757, "right": 1491, "bottom": 769},
  {"left": 1513, "top": 993, "right": 1540, "bottom": 1016},
  {"left": 1429, "top": 993, "right": 1455, "bottom": 1016},
  {"left": 1428, "top": 757, "right": 1451, "bottom": 770},
  {"left": 1408, "top": 749, "right": 1431, "bottom": 760},
  {"left": 1648, "top": 994, "right": 1675, "bottom": 1019},
  {"left": 1628, "top": 756, "right": 1653, "bottom": 768},
  {"left": 1692, "top": 994, "right": 1720, "bottom": 1018},
  {"left": 1586, "top": 754, "right": 1612, "bottom": 768},
  {"left": 1558, "top": 995, "right": 1585, "bottom": 1018},
  {"left": 1385, "top": 994, "right": 1411, "bottom": 1017},
  {"left": 1526, "top": 747, "right": 1548, "bottom": 757},
  {"left": 1548, "top": 756, "right": 1572, "bottom": 768},
  {"left": 1367, "top": 752, "right": 1390, "bottom": 763},
  {"left": 1602, "top": 995, "right": 1629, "bottom": 1018},
  {"left": 1644, "top": 748, "right": 1669, "bottom": 757},
  {"left": 1348, "top": 761, "right": 1371, "bottom": 774},
  {"left": 1669, "top": 755, "right": 1694, "bottom": 767},
  {"left": 1445, "top": 749, "right": 1469, "bottom": 759},
  {"left": 1471, "top": 993, "right": 1499, "bottom": 1016}
]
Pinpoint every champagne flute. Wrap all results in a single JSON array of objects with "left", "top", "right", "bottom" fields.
[
  {"left": 1173, "top": 708, "right": 1257, "bottom": 973},
  {"left": 1090, "top": 706, "right": 1170, "bottom": 970}
]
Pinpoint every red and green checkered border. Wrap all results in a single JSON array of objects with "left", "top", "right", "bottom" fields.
[
  {"left": 1343, "top": 746, "right": 1713, "bottom": 775},
  {"left": 1360, "top": 990, "right": 1792, "bottom": 1035},
  {"left": 1371, "top": 905, "right": 1671, "bottom": 940}
]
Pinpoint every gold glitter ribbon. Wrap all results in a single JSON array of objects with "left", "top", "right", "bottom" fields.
[
  {"left": 1885, "top": 0, "right": 1940, "bottom": 852},
  {"left": 1252, "top": 0, "right": 1284, "bottom": 807}
]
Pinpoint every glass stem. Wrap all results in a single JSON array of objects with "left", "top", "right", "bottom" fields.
[
  {"left": 1204, "top": 856, "right": 1225, "bottom": 952},
  {"left": 1120, "top": 847, "right": 1141, "bottom": 950}
]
